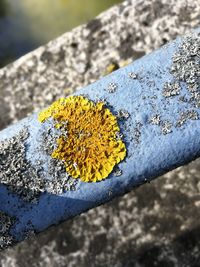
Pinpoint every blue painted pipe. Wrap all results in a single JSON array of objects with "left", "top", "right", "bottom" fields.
[{"left": 0, "top": 29, "right": 199, "bottom": 248}]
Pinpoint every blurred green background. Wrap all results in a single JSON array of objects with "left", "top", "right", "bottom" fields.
[{"left": 0, "top": 0, "right": 121, "bottom": 67}]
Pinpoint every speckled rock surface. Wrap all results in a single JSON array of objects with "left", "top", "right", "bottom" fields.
[{"left": 0, "top": 0, "right": 200, "bottom": 266}]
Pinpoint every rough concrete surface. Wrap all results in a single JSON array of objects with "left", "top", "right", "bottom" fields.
[{"left": 0, "top": 0, "right": 200, "bottom": 266}]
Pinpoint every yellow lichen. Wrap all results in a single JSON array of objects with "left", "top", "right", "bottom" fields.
[
  {"left": 105, "top": 62, "right": 119, "bottom": 75},
  {"left": 38, "top": 96, "right": 126, "bottom": 182}
]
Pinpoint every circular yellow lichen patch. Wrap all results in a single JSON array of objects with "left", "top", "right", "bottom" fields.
[{"left": 38, "top": 96, "right": 126, "bottom": 182}]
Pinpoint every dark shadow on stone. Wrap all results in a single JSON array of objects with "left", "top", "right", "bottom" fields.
[
  {"left": 118, "top": 226, "right": 200, "bottom": 267},
  {"left": 0, "top": 98, "right": 12, "bottom": 131},
  {"left": 0, "top": 182, "right": 95, "bottom": 248},
  {"left": 118, "top": 34, "right": 145, "bottom": 60}
]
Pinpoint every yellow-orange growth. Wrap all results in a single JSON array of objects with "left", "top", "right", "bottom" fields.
[{"left": 38, "top": 96, "right": 126, "bottom": 182}]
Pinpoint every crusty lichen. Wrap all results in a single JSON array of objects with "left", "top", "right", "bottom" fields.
[
  {"left": 0, "top": 127, "right": 77, "bottom": 202},
  {"left": 38, "top": 96, "right": 126, "bottom": 182},
  {"left": 0, "top": 129, "right": 45, "bottom": 202},
  {"left": 0, "top": 211, "right": 15, "bottom": 250},
  {"left": 149, "top": 32, "right": 200, "bottom": 134}
]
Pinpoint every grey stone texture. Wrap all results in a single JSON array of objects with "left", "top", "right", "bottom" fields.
[{"left": 0, "top": 0, "right": 200, "bottom": 266}]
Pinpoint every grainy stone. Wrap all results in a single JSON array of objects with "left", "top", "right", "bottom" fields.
[{"left": 0, "top": 0, "right": 199, "bottom": 128}]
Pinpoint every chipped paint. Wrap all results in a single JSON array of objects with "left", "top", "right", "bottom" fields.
[{"left": 38, "top": 96, "right": 126, "bottom": 182}]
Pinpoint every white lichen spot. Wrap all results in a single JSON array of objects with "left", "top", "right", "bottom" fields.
[
  {"left": 128, "top": 72, "right": 138, "bottom": 79},
  {"left": 107, "top": 82, "right": 118, "bottom": 93},
  {"left": 116, "top": 109, "right": 130, "bottom": 120},
  {"left": 149, "top": 114, "right": 161, "bottom": 125},
  {"left": 161, "top": 121, "right": 173, "bottom": 135}
]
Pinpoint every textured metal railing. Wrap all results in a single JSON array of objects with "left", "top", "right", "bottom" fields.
[{"left": 0, "top": 28, "right": 199, "bottom": 249}]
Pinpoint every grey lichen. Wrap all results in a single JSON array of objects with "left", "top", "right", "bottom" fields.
[
  {"left": 115, "top": 131, "right": 124, "bottom": 141},
  {"left": 128, "top": 72, "right": 138, "bottom": 79},
  {"left": 170, "top": 32, "right": 200, "bottom": 106},
  {"left": 116, "top": 109, "right": 130, "bottom": 120},
  {"left": 106, "top": 82, "right": 118, "bottom": 93},
  {"left": 45, "top": 158, "right": 77, "bottom": 194},
  {"left": 0, "top": 211, "right": 15, "bottom": 249},
  {"left": 158, "top": 32, "right": 200, "bottom": 134},
  {"left": 0, "top": 126, "right": 77, "bottom": 203},
  {"left": 41, "top": 124, "right": 62, "bottom": 155},
  {"left": 162, "top": 81, "right": 180, "bottom": 97},
  {"left": 0, "top": 129, "right": 45, "bottom": 203},
  {"left": 133, "top": 122, "right": 142, "bottom": 144},
  {"left": 40, "top": 123, "right": 78, "bottom": 194},
  {"left": 149, "top": 114, "right": 161, "bottom": 125},
  {"left": 176, "top": 110, "right": 199, "bottom": 127},
  {"left": 190, "top": 91, "right": 200, "bottom": 108},
  {"left": 95, "top": 98, "right": 108, "bottom": 106},
  {"left": 161, "top": 121, "right": 173, "bottom": 135},
  {"left": 113, "top": 166, "right": 122, "bottom": 177}
]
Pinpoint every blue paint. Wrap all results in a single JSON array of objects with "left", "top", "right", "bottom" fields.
[{"left": 0, "top": 29, "right": 200, "bottom": 243}]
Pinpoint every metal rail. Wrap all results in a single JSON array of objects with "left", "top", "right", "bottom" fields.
[{"left": 0, "top": 29, "right": 199, "bottom": 249}]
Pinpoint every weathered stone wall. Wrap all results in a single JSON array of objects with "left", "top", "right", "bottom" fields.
[{"left": 0, "top": 0, "right": 200, "bottom": 266}]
